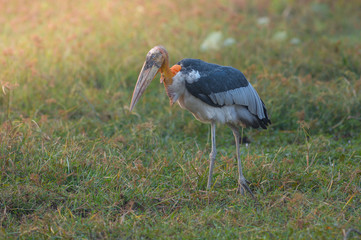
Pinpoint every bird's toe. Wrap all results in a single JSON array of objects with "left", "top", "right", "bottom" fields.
[{"left": 239, "top": 178, "right": 255, "bottom": 199}]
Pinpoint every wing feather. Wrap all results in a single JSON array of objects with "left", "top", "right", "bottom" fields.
[{"left": 179, "top": 58, "right": 270, "bottom": 124}]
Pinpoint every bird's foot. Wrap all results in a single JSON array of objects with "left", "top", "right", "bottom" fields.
[{"left": 239, "top": 177, "right": 255, "bottom": 199}]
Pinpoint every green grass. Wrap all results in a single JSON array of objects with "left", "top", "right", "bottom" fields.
[{"left": 1, "top": 0, "right": 360, "bottom": 239}]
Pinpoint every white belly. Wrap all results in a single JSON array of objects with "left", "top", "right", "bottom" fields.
[{"left": 176, "top": 91, "right": 257, "bottom": 126}]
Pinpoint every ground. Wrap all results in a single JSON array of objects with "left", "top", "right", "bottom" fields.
[{"left": 0, "top": 0, "right": 360, "bottom": 239}]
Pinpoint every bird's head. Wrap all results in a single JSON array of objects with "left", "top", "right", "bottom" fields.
[{"left": 130, "top": 46, "right": 174, "bottom": 111}]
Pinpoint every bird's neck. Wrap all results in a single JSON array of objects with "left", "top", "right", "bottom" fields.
[
  {"left": 160, "top": 63, "right": 182, "bottom": 105},
  {"left": 160, "top": 60, "right": 173, "bottom": 86}
]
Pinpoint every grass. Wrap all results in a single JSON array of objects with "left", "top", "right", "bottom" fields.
[{"left": 1, "top": 0, "right": 360, "bottom": 239}]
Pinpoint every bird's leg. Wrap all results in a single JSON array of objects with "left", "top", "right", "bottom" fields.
[
  {"left": 207, "top": 122, "right": 217, "bottom": 189},
  {"left": 228, "top": 124, "right": 255, "bottom": 199}
]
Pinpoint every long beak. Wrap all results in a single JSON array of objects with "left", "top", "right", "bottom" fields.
[{"left": 129, "top": 60, "right": 161, "bottom": 111}]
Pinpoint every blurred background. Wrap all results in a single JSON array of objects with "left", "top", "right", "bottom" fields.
[{"left": 0, "top": 0, "right": 360, "bottom": 135}]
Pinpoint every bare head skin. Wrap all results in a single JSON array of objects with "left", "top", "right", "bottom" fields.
[{"left": 129, "top": 46, "right": 173, "bottom": 111}]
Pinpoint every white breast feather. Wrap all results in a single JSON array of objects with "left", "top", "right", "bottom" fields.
[{"left": 166, "top": 71, "right": 187, "bottom": 104}]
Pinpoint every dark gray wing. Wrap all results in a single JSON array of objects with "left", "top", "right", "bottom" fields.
[{"left": 180, "top": 59, "right": 270, "bottom": 124}]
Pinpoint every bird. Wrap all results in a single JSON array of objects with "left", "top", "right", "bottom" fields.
[{"left": 130, "top": 46, "right": 270, "bottom": 198}]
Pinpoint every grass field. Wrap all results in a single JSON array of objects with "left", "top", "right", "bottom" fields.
[{"left": 1, "top": 0, "right": 360, "bottom": 239}]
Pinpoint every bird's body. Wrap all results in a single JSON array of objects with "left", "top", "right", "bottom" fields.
[
  {"left": 130, "top": 46, "right": 270, "bottom": 198},
  {"left": 167, "top": 58, "right": 270, "bottom": 128}
]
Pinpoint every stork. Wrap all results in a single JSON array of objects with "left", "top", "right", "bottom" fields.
[{"left": 130, "top": 46, "right": 270, "bottom": 198}]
